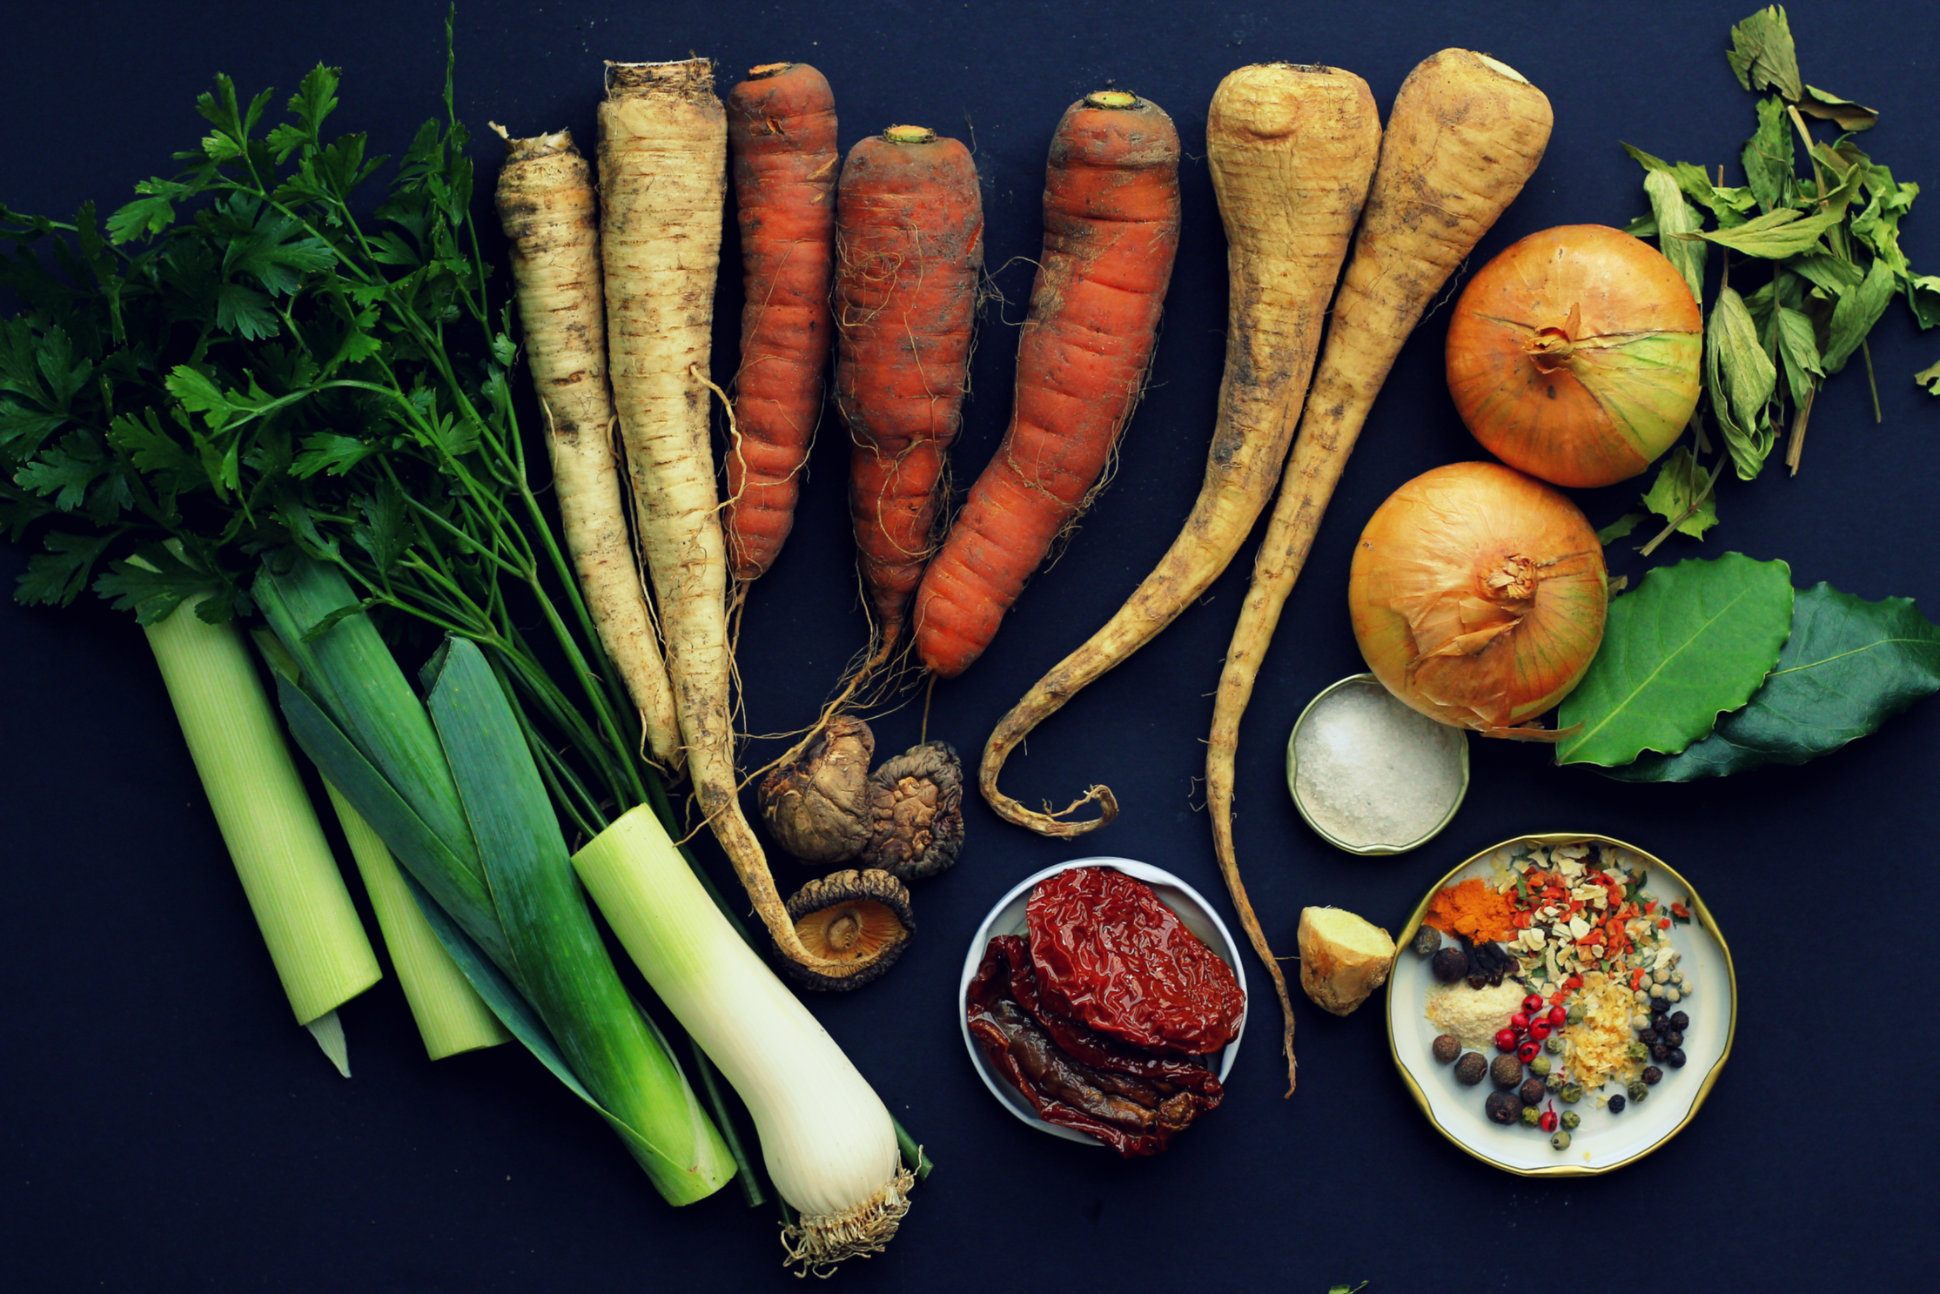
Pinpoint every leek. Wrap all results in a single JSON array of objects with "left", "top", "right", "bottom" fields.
[
  {"left": 325, "top": 784, "right": 509, "bottom": 1060},
  {"left": 141, "top": 596, "right": 380, "bottom": 1036},
  {"left": 258, "top": 559, "right": 733, "bottom": 1205},
  {"left": 574, "top": 806, "right": 913, "bottom": 1274}
]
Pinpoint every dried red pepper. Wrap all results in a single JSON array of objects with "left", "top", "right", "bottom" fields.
[
  {"left": 966, "top": 935, "right": 1222, "bottom": 1157},
  {"left": 1026, "top": 866, "right": 1245, "bottom": 1054}
]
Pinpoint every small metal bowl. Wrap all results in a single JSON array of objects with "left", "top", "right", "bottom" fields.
[
  {"left": 958, "top": 857, "right": 1247, "bottom": 1146},
  {"left": 1286, "top": 673, "right": 1470, "bottom": 856}
]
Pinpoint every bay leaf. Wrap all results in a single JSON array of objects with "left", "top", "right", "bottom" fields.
[
  {"left": 1609, "top": 583, "right": 1940, "bottom": 781},
  {"left": 1555, "top": 552, "right": 1794, "bottom": 767}
]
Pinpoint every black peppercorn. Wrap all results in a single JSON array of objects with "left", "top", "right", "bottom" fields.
[
  {"left": 1651, "top": 1042, "right": 1670, "bottom": 1061},
  {"left": 1431, "top": 947, "right": 1469, "bottom": 983},
  {"left": 1433, "top": 1033, "right": 1462, "bottom": 1064},
  {"left": 1490, "top": 1054, "right": 1524, "bottom": 1089},
  {"left": 1608, "top": 1093, "right": 1627, "bottom": 1113},
  {"left": 1485, "top": 1090, "right": 1524, "bottom": 1125},
  {"left": 1666, "top": 1047, "right": 1687, "bottom": 1068},
  {"left": 1669, "top": 1010, "right": 1689, "bottom": 1030},
  {"left": 1663, "top": 1028, "right": 1684, "bottom": 1048},
  {"left": 1639, "top": 1027, "right": 1660, "bottom": 1046},
  {"left": 1454, "top": 1052, "right": 1488, "bottom": 1086},
  {"left": 1643, "top": 1065, "right": 1664, "bottom": 1085}
]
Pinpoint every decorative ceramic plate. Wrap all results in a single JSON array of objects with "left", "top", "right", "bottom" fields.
[
  {"left": 1388, "top": 833, "right": 1736, "bottom": 1175},
  {"left": 958, "top": 857, "right": 1247, "bottom": 1146}
]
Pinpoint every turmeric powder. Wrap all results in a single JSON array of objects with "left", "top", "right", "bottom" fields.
[{"left": 1424, "top": 878, "right": 1517, "bottom": 944}]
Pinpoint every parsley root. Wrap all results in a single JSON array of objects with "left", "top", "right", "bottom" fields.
[
  {"left": 492, "top": 125, "right": 683, "bottom": 770},
  {"left": 1206, "top": 50, "right": 1554, "bottom": 1093}
]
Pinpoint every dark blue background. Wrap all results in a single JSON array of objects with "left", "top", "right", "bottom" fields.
[{"left": 4, "top": 1, "right": 1936, "bottom": 1289}]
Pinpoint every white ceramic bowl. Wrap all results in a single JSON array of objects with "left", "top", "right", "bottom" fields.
[
  {"left": 1387, "top": 833, "right": 1736, "bottom": 1176},
  {"left": 958, "top": 857, "right": 1248, "bottom": 1146}
]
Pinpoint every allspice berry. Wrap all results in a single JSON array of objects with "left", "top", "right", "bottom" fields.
[
  {"left": 1432, "top": 1033, "right": 1462, "bottom": 1064},
  {"left": 1454, "top": 1052, "right": 1488, "bottom": 1086},
  {"left": 1489, "top": 1053, "right": 1523, "bottom": 1089}
]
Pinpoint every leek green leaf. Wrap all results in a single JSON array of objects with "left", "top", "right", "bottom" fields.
[
  {"left": 1610, "top": 584, "right": 1940, "bottom": 780},
  {"left": 1556, "top": 553, "right": 1794, "bottom": 767}
]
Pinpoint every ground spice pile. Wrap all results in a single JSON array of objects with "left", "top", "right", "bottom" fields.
[{"left": 1423, "top": 877, "right": 1517, "bottom": 944}]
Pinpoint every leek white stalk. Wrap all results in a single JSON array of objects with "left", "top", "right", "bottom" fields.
[
  {"left": 142, "top": 597, "right": 381, "bottom": 1029},
  {"left": 573, "top": 806, "right": 913, "bottom": 1273},
  {"left": 324, "top": 784, "right": 509, "bottom": 1060}
]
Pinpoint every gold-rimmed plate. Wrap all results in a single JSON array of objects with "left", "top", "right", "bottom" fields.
[{"left": 1387, "top": 833, "right": 1736, "bottom": 1176}]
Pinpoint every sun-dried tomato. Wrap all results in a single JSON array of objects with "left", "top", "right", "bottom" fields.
[
  {"left": 1026, "top": 866, "right": 1245, "bottom": 1055},
  {"left": 966, "top": 936, "right": 1222, "bottom": 1157}
]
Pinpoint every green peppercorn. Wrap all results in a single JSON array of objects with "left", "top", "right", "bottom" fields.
[
  {"left": 1561, "top": 1110, "right": 1581, "bottom": 1130},
  {"left": 1627, "top": 1079, "right": 1649, "bottom": 1103},
  {"left": 1544, "top": 1035, "right": 1565, "bottom": 1055},
  {"left": 1545, "top": 1071, "right": 1567, "bottom": 1093},
  {"left": 1529, "top": 1055, "right": 1551, "bottom": 1078},
  {"left": 1627, "top": 1041, "right": 1649, "bottom": 1061},
  {"left": 1550, "top": 1128, "right": 1572, "bottom": 1151},
  {"left": 1566, "top": 1004, "right": 1585, "bottom": 1025},
  {"left": 1559, "top": 1083, "right": 1583, "bottom": 1104},
  {"left": 1521, "top": 1104, "right": 1541, "bottom": 1126}
]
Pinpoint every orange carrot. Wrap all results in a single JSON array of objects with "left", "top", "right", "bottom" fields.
[
  {"left": 834, "top": 125, "right": 984, "bottom": 651},
  {"left": 913, "top": 91, "right": 1181, "bottom": 678},
  {"left": 723, "top": 62, "right": 839, "bottom": 582}
]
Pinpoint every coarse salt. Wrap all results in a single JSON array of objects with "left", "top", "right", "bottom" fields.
[{"left": 1290, "top": 678, "right": 1467, "bottom": 852}]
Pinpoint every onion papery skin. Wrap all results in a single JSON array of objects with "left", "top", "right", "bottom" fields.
[
  {"left": 1348, "top": 462, "right": 1607, "bottom": 736},
  {"left": 1446, "top": 224, "right": 1701, "bottom": 489}
]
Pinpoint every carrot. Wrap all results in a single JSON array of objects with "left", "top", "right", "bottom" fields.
[
  {"left": 599, "top": 59, "right": 873, "bottom": 987},
  {"left": 1206, "top": 50, "right": 1553, "bottom": 1094},
  {"left": 722, "top": 63, "right": 839, "bottom": 583},
  {"left": 491, "top": 125, "right": 685, "bottom": 771},
  {"left": 834, "top": 125, "right": 984, "bottom": 652},
  {"left": 913, "top": 91, "right": 1181, "bottom": 680},
  {"left": 980, "top": 64, "right": 1381, "bottom": 837}
]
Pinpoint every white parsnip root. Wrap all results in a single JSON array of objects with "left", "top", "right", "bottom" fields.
[{"left": 492, "top": 124, "right": 684, "bottom": 770}]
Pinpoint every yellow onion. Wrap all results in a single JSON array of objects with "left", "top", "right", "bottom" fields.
[
  {"left": 1348, "top": 462, "right": 1606, "bottom": 736},
  {"left": 1446, "top": 224, "right": 1701, "bottom": 489}
]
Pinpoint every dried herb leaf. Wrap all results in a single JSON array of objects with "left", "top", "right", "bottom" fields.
[
  {"left": 1706, "top": 287, "right": 1779, "bottom": 480},
  {"left": 1822, "top": 256, "right": 1897, "bottom": 374},
  {"left": 1697, "top": 206, "right": 1839, "bottom": 258},
  {"left": 1642, "top": 170, "right": 1706, "bottom": 305},
  {"left": 1798, "top": 85, "right": 1877, "bottom": 132},
  {"left": 1609, "top": 583, "right": 1940, "bottom": 780},
  {"left": 1598, "top": 512, "right": 1647, "bottom": 545},
  {"left": 1555, "top": 552, "right": 1794, "bottom": 768},
  {"left": 1918, "top": 359, "right": 1940, "bottom": 394},
  {"left": 1742, "top": 96, "right": 1795, "bottom": 213},
  {"left": 1640, "top": 446, "right": 1718, "bottom": 541},
  {"left": 1728, "top": 7, "right": 1803, "bottom": 99}
]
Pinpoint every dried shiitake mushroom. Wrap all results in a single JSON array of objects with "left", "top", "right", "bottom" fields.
[
  {"left": 758, "top": 715, "right": 876, "bottom": 864},
  {"left": 781, "top": 868, "right": 915, "bottom": 990},
  {"left": 860, "top": 740, "right": 964, "bottom": 882}
]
